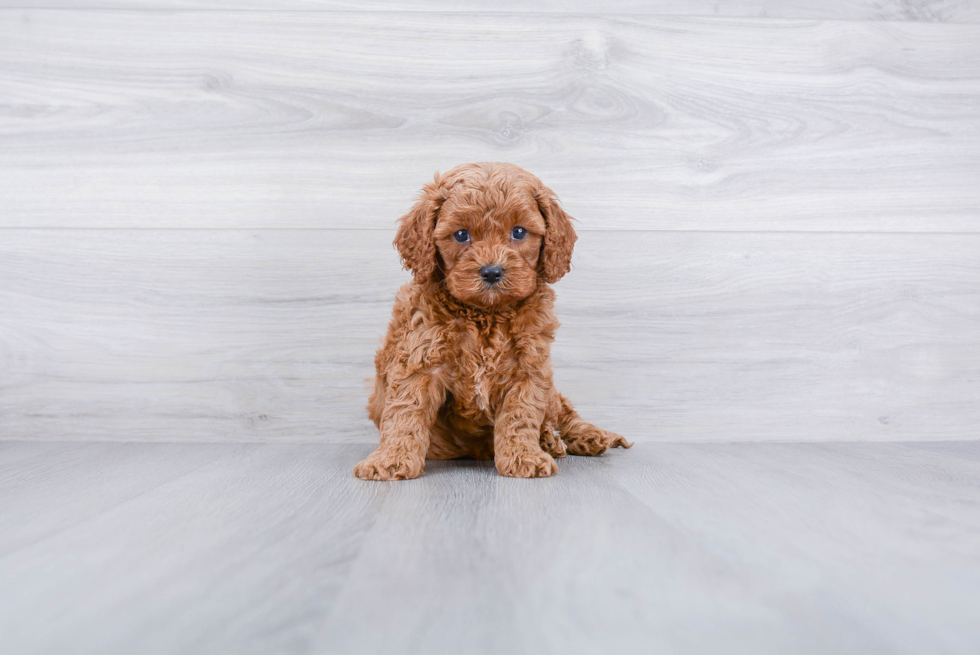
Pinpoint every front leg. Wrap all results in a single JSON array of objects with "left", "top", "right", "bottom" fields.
[
  {"left": 494, "top": 378, "right": 558, "bottom": 478},
  {"left": 354, "top": 372, "right": 444, "bottom": 481}
]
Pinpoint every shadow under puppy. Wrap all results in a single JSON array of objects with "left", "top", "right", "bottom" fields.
[{"left": 355, "top": 162, "right": 631, "bottom": 480}]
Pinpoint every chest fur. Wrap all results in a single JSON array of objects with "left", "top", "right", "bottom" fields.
[{"left": 445, "top": 321, "right": 520, "bottom": 419}]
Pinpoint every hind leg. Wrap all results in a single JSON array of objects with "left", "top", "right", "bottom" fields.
[
  {"left": 539, "top": 419, "right": 568, "bottom": 459},
  {"left": 366, "top": 373, "right": 386, "bottom": 429},
  {"left": 555, "top": 393, "right": 632, "bottom": 456}
]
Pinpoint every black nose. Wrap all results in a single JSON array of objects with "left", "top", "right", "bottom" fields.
[{"left": 479, "top": 264, "right": 504, "bottom": 285}]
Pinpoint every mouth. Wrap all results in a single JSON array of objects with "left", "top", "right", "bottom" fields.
[
  {"left": 478, "top": 285, "right": 502, "bottom": 302},
  {"left": 465, "top": 283, "right": 510, "bottom": 309}
]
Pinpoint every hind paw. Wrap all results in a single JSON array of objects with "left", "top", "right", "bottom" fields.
[{"left": 563, "top": 424, "right": 632, "bottom": 456}]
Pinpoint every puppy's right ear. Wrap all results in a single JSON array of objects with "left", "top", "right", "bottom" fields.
[{"left": 394, "top": 174, "right": 448, "bottom": 282}]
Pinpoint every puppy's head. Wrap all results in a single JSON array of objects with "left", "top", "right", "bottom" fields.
[{"left": 394, "top": 162, "right": 576, "bottom": 309}]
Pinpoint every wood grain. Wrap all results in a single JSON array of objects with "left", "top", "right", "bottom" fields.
[
  {"left": 2, "top": 229, "right": 977, "bottom": 442},
  {"left": 2, "top": 12, "right": 978, "bottom": 230},
  {"left": 1, "top": 1, "right": 977, "bottom": 22},
  {"left": 1, "top": 441, "right": 978, "bottom": 654},
  {"left": 0, "top": 442, "right": 385, "bottom": 655},
  {"left": 0, "top": 441, "right": 238, "bottom": 555}
]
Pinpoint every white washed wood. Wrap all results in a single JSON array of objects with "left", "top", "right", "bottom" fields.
[
  {"left": 0, "top": 441, "right": 238, "bottom": 555},
  {"left": 610, "top": 442, "right": 980, "bottom": 654},
  {"left": 1, "top": 441, "right": 978, "bottom": 654},
  {"left": 0, "top": 442, "right": 386, "bottom": 655},
  {"left": 1, "top": 1, "right": 977, "bottom": 22},
  {"left": 2, "top": 229, "right": 978, "bottom": 442},
  {"left": 320, "top": 442, "right": 980, "bottom": 654},
  {"left": 2, "top": 13, "right": 979, "bottom": 230}
]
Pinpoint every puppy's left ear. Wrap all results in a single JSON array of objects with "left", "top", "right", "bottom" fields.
[
  {"left": 394, "top": 174, "right": 448, "bottom": 283},
  {"left": 535, "top": 187, "right": 578, "bottom": 284}
]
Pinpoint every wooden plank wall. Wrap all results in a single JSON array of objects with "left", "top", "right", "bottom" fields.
[
  {"left": 2, "top": 1, "right": 979, "bottom": 20},
  {"left": 1, "top": 4, "right": 978, "bottom": 442}
]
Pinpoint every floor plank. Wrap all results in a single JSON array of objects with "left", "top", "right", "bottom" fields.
[
  {"left": 2, "top": 229, "right": 978, "bottom": 442},
  {"left": 2, "top": 12, "right": 978, "bottom": 230},
  {"left": 0, "top": 442, "right": 384, "bottom": 655},
  {"left": 1, "top": 1, "right": 977, "bottom": 22},
  {"left": 0, "top": 442, "right": 239, "bottom": 556},
  {"left": 0, "top": 441, "right": 978, "bottom": 654}
]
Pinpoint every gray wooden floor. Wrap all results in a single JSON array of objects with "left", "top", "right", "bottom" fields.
[
  {"left": 3, "top": 0, "right": 980, "bottom": 652},
  {"left": 2, "top": 440, "right": 979, "bottom": 654}
]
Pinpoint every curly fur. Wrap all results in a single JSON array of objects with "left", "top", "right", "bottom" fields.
[{"left": 354, "top": 162, "right": 631, "bottom": 480}]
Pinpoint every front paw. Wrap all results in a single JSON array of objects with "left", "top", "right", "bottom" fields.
[
  {"left": 353, "top": 448, "right": 425, "bottom": 481},
  {"left": 496, "top": 448, "right": 558, "bottom": 478}
]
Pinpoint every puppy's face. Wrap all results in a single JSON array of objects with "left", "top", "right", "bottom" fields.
[
  {"left": 394, "top": 162, "right": 578, "bottom": 310},
  {"left": 433, "top": 191, "right": 545, "bottom": 309}
]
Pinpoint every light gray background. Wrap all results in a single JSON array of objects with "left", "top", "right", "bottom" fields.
[{"left": 1, "top": 2, "right": 979, "bottom": 654}]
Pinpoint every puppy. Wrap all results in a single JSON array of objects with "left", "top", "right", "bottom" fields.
[{"left": 354, "top": 162, "right": 630, "bottom": 480}]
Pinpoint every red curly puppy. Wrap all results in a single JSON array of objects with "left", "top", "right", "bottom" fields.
[{"left": 354, "top": 162, "right": 631, "bottom": 480}]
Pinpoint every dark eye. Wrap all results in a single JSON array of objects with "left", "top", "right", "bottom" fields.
[
  {"left": 453, "top": 229, "right": 470, "bottom": 243},
  {"left": 511, "top": 226, "right": 527, "bottom": 241}
]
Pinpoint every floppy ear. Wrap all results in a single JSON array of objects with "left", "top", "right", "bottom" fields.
[
  {"left": 394, "top": 175, "right": 447, "bottom": 283},
  {"left": 535, "top": 187, "right": 578, "bottom": 284}
]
